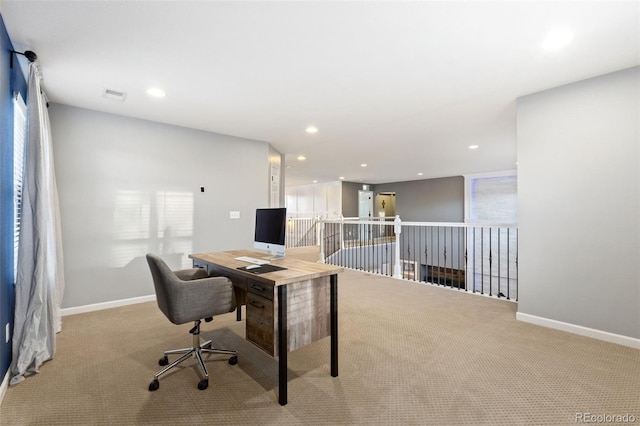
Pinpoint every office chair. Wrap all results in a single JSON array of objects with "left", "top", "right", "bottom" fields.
[{"left": 146, "top": 253, "right": 238, "bottom": 391}]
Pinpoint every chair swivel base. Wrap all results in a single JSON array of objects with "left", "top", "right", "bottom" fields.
[{"left": 149, "top": 321, "right": 238, "bottom": 391}]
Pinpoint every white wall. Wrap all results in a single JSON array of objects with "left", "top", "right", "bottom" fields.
[
  {"left": 517, "top": 67, "right": 639, "bottom": 341},
  {"left": 268, "top": 145, "right": 284, "bottom": 207},
  {"left": 285, "top": 181, "right": 342, "bottom": 218},
  {"left": 50, "top": 105, "right": 272, "bottom": 309}
]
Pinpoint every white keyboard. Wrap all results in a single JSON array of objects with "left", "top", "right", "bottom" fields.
[{"left": 234, "top": 256, "right": 270, "bottom": 265}]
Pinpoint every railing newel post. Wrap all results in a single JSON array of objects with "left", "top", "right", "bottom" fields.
[{"left": 393, "top": 215, "right": 402, "bottom": 279}]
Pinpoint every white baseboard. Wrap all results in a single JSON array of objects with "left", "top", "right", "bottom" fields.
[
  {"left": 60, "top": 295, "right": 156, "bottom": 317},
  {"left": 0, "top": 370, "right": 9, "bottom": 407},
  {"left": 516, "top": 312, "right": 640, "bottom": 349}
]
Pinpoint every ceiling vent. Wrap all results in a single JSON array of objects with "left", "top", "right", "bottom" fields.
[{"left": 103, "top": 88, "right": 127, "bottom": 102}]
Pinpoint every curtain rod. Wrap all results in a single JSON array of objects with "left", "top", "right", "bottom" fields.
[{"left": 10, "top": 50, "right": 37, "bottom": 69}]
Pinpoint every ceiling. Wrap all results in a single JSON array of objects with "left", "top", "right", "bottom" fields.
[{"left": 2, "top": 1, "right": 638, "bottom": 187}]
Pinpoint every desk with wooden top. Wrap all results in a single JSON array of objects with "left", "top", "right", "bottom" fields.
[{"left": 189, "top": 250, "right": 343, "bottom": 405}]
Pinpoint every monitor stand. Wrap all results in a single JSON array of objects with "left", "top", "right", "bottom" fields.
[{"left": 267, "top": 250, "right": 285, "bottom": 260}]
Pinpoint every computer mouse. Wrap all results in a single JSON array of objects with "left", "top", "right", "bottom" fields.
[{"left": 246, "top": 264, "right": 261, "bottom": 270}]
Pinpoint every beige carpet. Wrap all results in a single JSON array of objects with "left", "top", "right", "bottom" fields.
[{"left": 1, "top": 247, "right": 638, "bottom": 425}]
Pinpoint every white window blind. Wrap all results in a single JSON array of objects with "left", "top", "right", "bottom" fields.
[{"left": 13, "top": 92, "right": 27, "bottom": 280}]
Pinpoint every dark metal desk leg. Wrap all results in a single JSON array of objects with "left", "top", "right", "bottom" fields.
[
  {"left": 330, "top": 274, "right": 338, "bottom": 377},
  {"left": 236, "top": 306, "right": 242, "bottom": 321},
  {"left": 278, "top": 285, "right": 288, "bottom": 405}
]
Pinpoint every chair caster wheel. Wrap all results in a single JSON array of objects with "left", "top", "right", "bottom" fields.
[
  {"left": 228, "top": 355, "right": 238, "bottom": 365},
  {"left": 158, "top": 356, "right": 169, "bottom": 366},
  {"left": 149, "top": 380, "right": 159, "bottom": 391},
  {"left": 198, "top": 379, "right": 208, "bottom": 390}
]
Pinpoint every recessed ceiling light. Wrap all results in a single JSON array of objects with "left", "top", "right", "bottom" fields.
[
  {"left": 417, "top": 172, "right": 423, "bottom": 176},
  {"left": 147, "top": 87, "right": 166, "bottom": 98},
  {"left": 361, "top": 163, "right": 367, "bottom": 167},
  {"left": 339, "top": 176, "right": 345, "bottom": 180},
  {"left": 313, "top": 180, "right": 318, "bottom": 183},
  {"left": 541, "top": 29, "right": 574, "bottom": 51},
  {"left": 297, "top": 155, "right": 306, "bottom": 161},
  {"left": 306, "top": 126, "right": 318, "bottom": 134},
  {"left": 468, "top": 145, "right": 479, "bottom": 150}
]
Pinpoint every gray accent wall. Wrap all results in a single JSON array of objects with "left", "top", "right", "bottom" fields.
[
  {"left": 375, "top": 176, "right": 464, "bottom": 222},
  {"left": 341, "top": 181, "right": 367, "bottom": 217},
  {"left": 517, "top": 67, "right": 639, "bottom": 339},
  {"left": 340, "top": 177, "right": 463, "bottom": 221},
  {"left": 50, "top": 104, "right": 273, "bottom": 309}
]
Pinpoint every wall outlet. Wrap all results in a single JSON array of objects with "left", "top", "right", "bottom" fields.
[
  {"left": 5, "top": 323, "right": 9, "bottom": 343},
  {"left": 229, "top": 211, "right": 240, "bottom": 219}
]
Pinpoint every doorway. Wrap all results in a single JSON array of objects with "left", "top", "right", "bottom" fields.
[
  {"left": 375, "top": 192, "right": 396, "bottom": 240},
  {"left": 375, "top": 192, "right": 396, "bottom": 218}
]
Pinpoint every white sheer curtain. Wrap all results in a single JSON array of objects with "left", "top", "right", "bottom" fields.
[{"left": 10, "top": 62, "right": 65, "bottom": 385}]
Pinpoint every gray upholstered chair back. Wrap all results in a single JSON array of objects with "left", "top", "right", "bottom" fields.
[{"left": 146, "top": 254, "right": 235, "bottom": 325}]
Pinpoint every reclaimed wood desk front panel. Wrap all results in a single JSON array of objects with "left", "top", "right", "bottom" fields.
[{"left": 189, "top": 250, "right": 343, "bottom": 405}]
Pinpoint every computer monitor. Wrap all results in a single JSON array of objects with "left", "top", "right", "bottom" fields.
[{"left": 253, "top": 207, "right": 287, "bottom": 259}]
